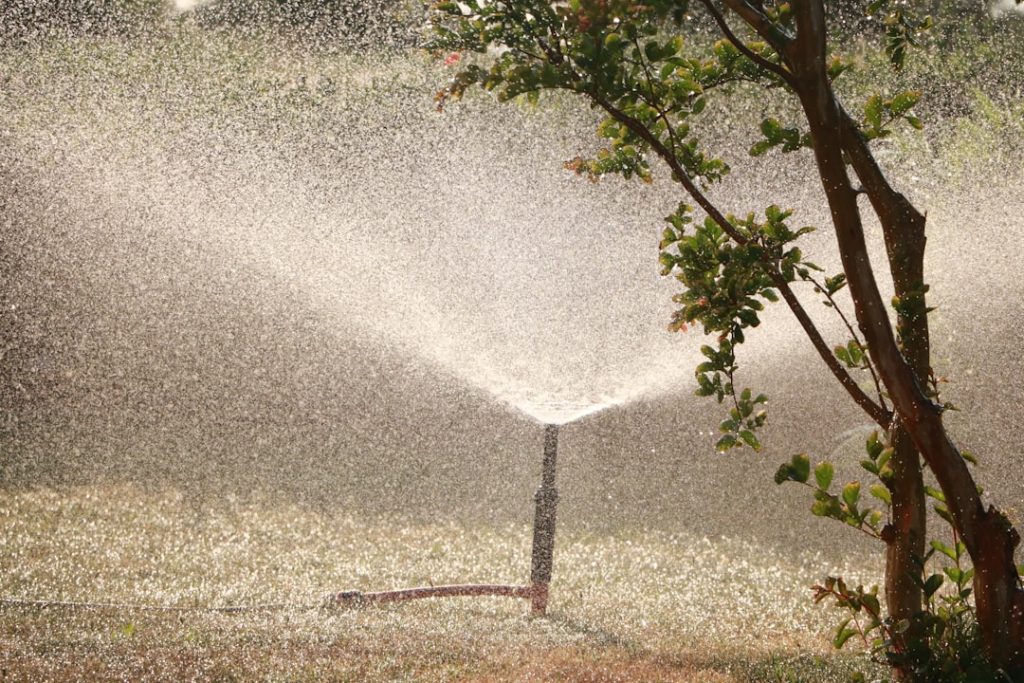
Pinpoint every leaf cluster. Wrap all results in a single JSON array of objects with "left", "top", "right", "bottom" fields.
[
  {"left": 431, "top": 0, "right": 784, "bottom": 187},
  {"left": 861, "top": 89, "right": 923, "bottom": 141},
  {"left": 774, "top": 445, "right": 888, "bottom": 538},
  {"left": 785, "top": 433, "right": 1006, "bottom": 680},
  {"left": 659, "top": 202, "right": 823, "bottom": 450},
  {"left": 749, "top": 116, "right": 811, "bottom": 157},
  {"left": 867, "top": 0, "right": 934, "bottom": 70}
]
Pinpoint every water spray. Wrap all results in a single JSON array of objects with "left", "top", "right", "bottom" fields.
[{"left": 329, "top": 422, "right": 562, "bottom": 616}]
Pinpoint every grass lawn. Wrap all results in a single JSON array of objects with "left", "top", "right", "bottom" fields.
[{"left": 0, "top": 483, "right": 883, "bottom": 681}]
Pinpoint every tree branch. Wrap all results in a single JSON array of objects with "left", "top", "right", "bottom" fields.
[
  {"left": 717, "top": 0, "right": 795, "bottom": 62},
  {"left": 590, "top": 94, "right": 748, "bottom": 244},
  {"left": 802, "top": 272, "right": 889, "bottom": 415},
  {"left": 837, "top": 109, "right": 926, "bottom": 249},
  {"left": 589, "top": 95, "right": 891, "bottom": 427},
  {"left": 698, "top": 0, "right": 798, "bottom": 90},
  {"left": 770, "top": 273, "right": 892, "bottom": 426}
]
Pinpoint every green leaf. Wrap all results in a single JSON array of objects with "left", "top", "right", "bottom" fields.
[
  {"left": 888, "top": 36, "right": 908, "bottom": 70},
  {"left": 824, "top": 274, "right": 847, "bottom": 294},
  {"left": 812, "top": 496, "right": 843, "bottom": 518},
  {"left": 834, "top": 345, "right": 852, "bottom": 366},
  {"left": 869, "top": 483, "right": 891, "bottom": 505},
  {"left": 864, "top": 95, "right": 883, "bottom": 130},
  {"left": 827, "top": 56, "right": 850, "bottom": 81},
  {"left": 716, "top": 433, "right": 738, "bottom": 451},
  {"left": 790, "top": 453, "right": 810, "bottom": 484},
  {"left": 833, "top": 619, "right": 858, "bottom": 649},
  {"left": 866, "top": 432, "right": 883, "bottom": 460},
  {"left": 776, "top": 453, "right": 810, "bottom": 484},
  {"left": 644, "top": 40, "right": 661, "bottom": 61},
  {"left": 760, "top": 117, "right": 783, "bottom": 142},
  {"left": 749, "top": 140, "right": 772, "bottom": 157},
  {"left": 861, "top": 592, "right": 880, "bottom": 617},
  {"left": 846, "top": 341, "right": 864, "bottom": 366},
  {"left": 866, "top": 510, "right": 883, "bottom": 530},
  {"left": 815, "top": 462, "right": 834, "bottom": 491},
  {"left": 842, "top": 482, "right": 861, "bottom": 509},
  {"left": 923, "top": 573, "right": 944, "bottom": 598},
  {"left": 930, "top": 540, "right": 957, "bottom": 560},
  {"left": 876, "top": 447, "right": 893, "bottom": 472},
  {"left": 739, "top": 430, "right": 762, "bottom": 451},
  {"left": 889, "top": 90, "right": 920, "bottom": 115},
  {"left": 737, "top": 309, "right": 760, "bottom": 327}
]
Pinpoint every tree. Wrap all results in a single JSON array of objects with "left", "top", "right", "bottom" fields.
[{"left": 430, "top": 1, "right": 1024, "bottom": 679}]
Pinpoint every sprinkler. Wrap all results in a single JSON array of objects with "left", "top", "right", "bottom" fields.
[
  {"left": 329, "top": 422, "right": 562, "bottom": 616},
  {"left": 530, "top": 423, "right": 559, "bottom": 615}
]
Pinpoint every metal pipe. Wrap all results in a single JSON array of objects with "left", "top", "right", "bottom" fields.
[
  {"left": 326, "top": 423, "right": 562, "bottom": 615},
  {"left": 530, "top": 423, "right": 560, "bottom": 615}
]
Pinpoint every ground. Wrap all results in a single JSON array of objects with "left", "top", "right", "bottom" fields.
[{"left": 0, "top": 483, "right": 882, "bottom": 681}]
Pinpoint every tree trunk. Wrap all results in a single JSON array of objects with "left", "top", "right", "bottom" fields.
[
  {"left": 790, "top": 1, "right": 1024, "bottom": 674},
  {"left": 885, "top": 425, "right": 927, "bottom": 678},
  {"left": 836, "top": 78, "right": 932, "bottom": 679}
]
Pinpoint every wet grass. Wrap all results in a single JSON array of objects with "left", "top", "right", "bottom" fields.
[{"left": 0, "top": 483, "right": 884, "bottom": 681}]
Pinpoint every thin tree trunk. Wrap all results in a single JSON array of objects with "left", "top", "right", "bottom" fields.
[
  {"left": 885, "top": 425, "right": 926, "bottom": 678},
  {"left": 837, "top": 89, "right": 931, "bottom": 679},
  {"left": 790, "top": 1, "right": 1024, "bottom": 673}
]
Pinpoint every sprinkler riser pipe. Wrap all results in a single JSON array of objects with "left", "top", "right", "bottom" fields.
[{"left": 530, "top": 423, "right": 559, "bottom": 615}]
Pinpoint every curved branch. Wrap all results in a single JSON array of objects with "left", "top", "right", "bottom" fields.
[
  {"left": 589, "top": 95, "right": 891, "bottom": 427},
  {"left": 802, "top": 272, "right": 889, "bottom": 414},
  {"left": 718, "top": 0, "right": 795, "bottom": 62},
  {"left": 699, "top": 0, "right": 798, "bottom": 90},
  {"left": 770, "top": 273, "right": 892, "bottom": 426},
  {"left": 590, "top": 94, "right": 748, "bottom": 244}
]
